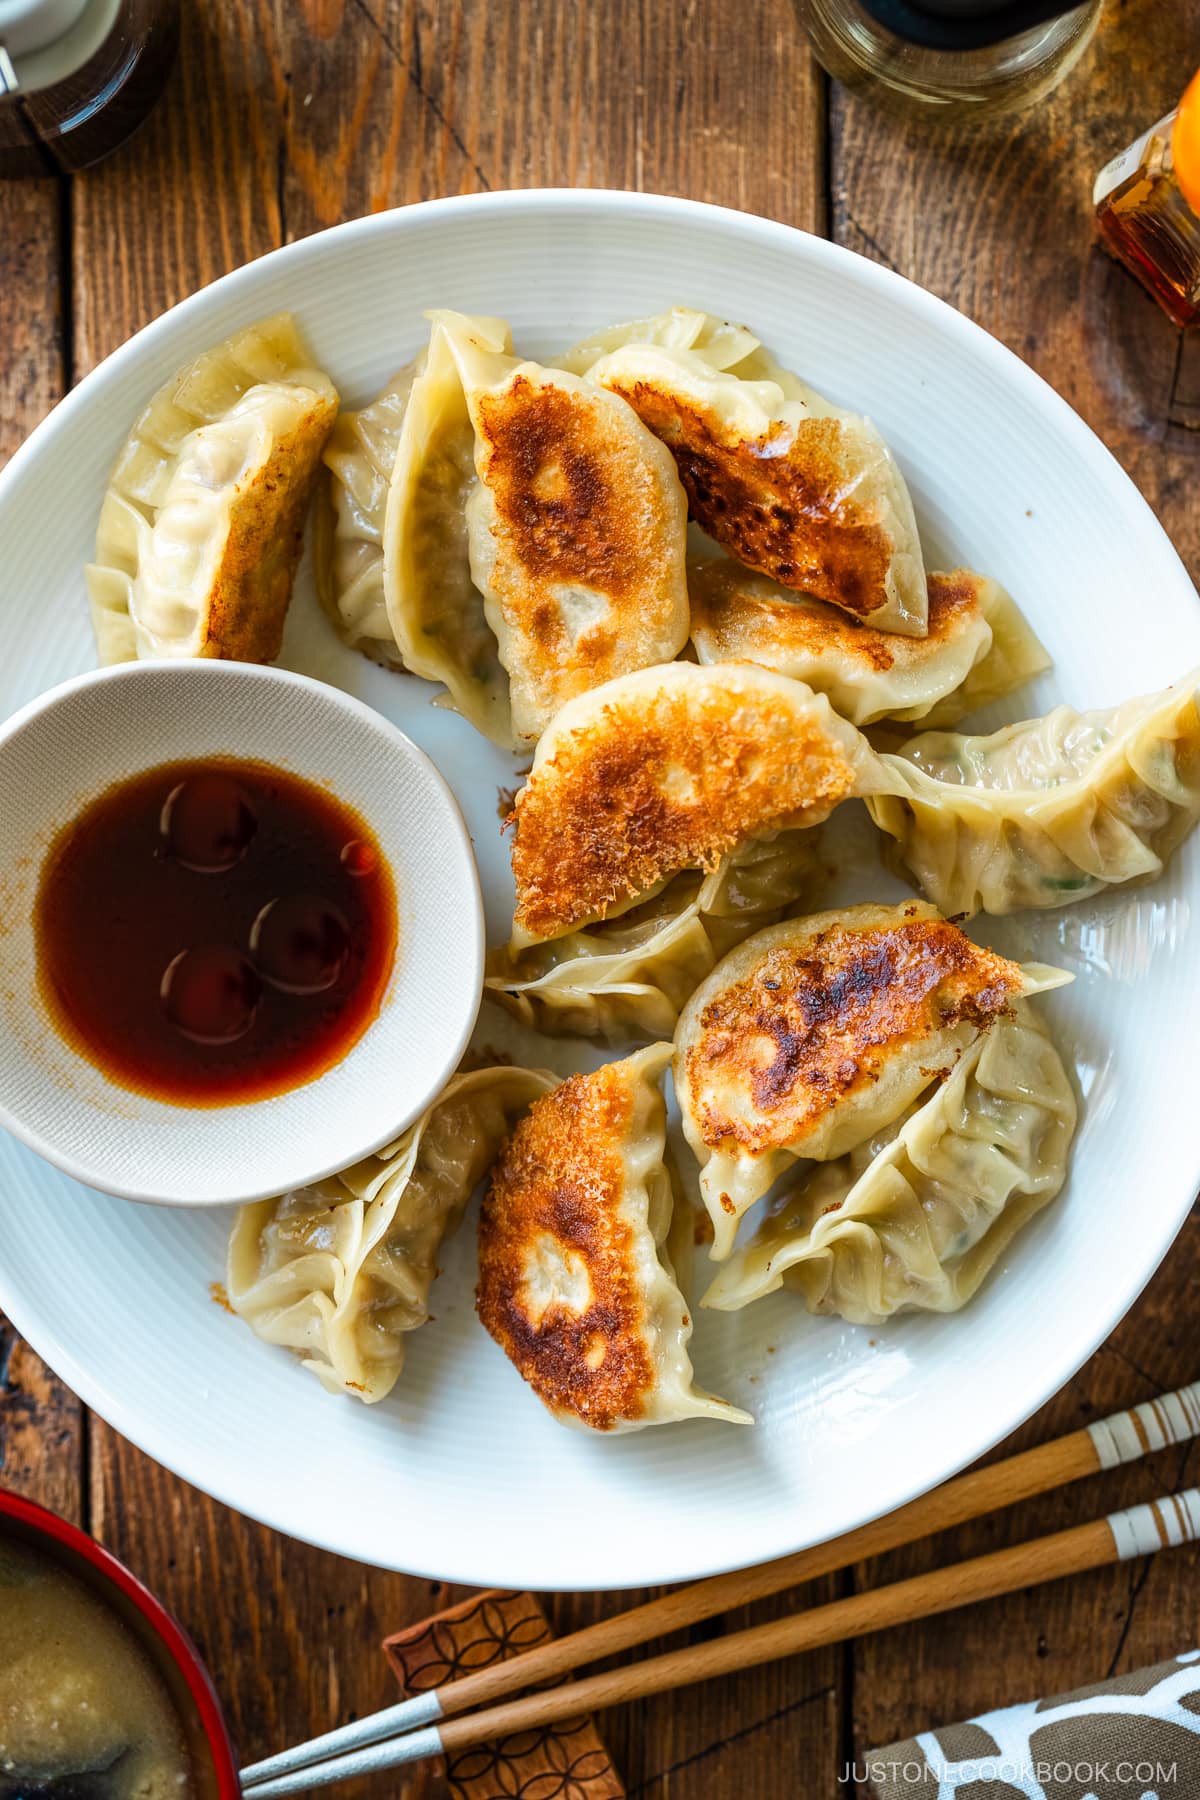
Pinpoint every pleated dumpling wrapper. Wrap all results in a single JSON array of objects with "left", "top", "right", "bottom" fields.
[
  {"left": 566, "top": 305, "right": 927, "bottom": 636},
  {"left": 689, "top": 561, "right": 1050, "bottom": 728},
  {"left": 674, "top": 900, "right": 1071, "bottom": 1258},
  {"left": 485, "top": 830, "right": 827, "bottom": 1045},
  {"left": 313, "top": 362, "right": 419, "bottom": 666},
  {"left": 703, "top": 1000, "right": 1077, "bottom": 1322},
  {"left": 867, "top": 669, "right": 1200, "bottom": 916},
  {"left": 383, "top": 311, "right": 690, "bottom": 747},
  {"left": 226, "top": 1065, "right": 554, "bottom": 1404},
  {"left": 88, "top": 312, "right": 338, "bottom": 665},
  {"left": 506, "top": 660, "right": 887, "bottom": 950},
  {"left": 476, "top": 1043, "right": 749, "bottom": 1432}
]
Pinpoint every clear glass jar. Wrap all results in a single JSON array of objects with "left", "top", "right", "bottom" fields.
[{"left": 794, "top": 0, "right": 1102, "bottom": 122}]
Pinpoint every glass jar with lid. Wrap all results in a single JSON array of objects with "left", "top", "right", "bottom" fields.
[{"left": 794, "top": 0, "right": 1103, "bottom": 122}]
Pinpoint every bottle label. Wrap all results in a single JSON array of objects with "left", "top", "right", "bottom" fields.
[{"left": 1093, "top": 112, "right": 1175, "bottom": 206}]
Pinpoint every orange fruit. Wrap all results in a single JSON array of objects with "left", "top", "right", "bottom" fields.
[{"left": 1173, "top": 67, "right": 1200, "bottom": 217}]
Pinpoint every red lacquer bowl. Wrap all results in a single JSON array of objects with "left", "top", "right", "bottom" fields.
[{"left": 0, "top": 1486, "right": 240, "bottom": 1800}]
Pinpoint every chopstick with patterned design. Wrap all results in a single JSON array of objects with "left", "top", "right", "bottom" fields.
[
  {"left": 243, "top": 1485, "right": 1200, "bottom": 1795},
  {"left": 239, "top": 1380, "right": 1200, "bottom": 1795}
]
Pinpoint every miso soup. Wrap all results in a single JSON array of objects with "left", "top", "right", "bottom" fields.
[{"left": 0, "top": 1538, "right": 199, "bottom": 1800}]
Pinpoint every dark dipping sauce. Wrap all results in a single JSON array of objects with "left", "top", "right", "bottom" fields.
[{"left": 35, "top": 758, "right": 396, "bottom": 1107}]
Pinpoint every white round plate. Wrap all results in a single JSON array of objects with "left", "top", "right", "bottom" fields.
[{"left": 0, "top": 191, "right": 1196, "bottom": 1591}]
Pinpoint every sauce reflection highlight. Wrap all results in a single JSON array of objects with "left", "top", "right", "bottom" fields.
[{"left": 34, "top": 758, "right": 397, "bottom": 1107}]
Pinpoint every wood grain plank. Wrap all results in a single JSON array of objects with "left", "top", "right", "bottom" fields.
[
  {"left": 831, "top": 5, "right": 1200, "bottom": 1776},
  {"left": 0, "top": 180, "right": 65, "bottom": 458},
  {"left": 0, "top": 1320, "right": 84, "bottom": 1524},
  {"left": 0, "top": 178, "right": 82, "bottom": 1531},
  {"left": 71, "top": 0, "right": 283, "bottom": 372},
  {"left": 270, "top": 0, "right": 823, "bottom": 233}
]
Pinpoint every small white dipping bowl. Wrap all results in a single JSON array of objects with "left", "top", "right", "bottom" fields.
[{"left": 0, "top": 660, "right": 483, "bottom": 1207}]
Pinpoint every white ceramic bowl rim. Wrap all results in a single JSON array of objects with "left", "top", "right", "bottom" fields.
[{"left": 0, "top": 658, "right": 485, "bottom": 1207}]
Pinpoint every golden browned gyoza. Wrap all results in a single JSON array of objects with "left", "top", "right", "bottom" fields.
[
  {"left": 566, "top": 306, "right": 927, "bottom": 635},
  {"left": 88, "top": 312, "right": 338, "bottom": 666},
  {"left": 506, "top": 660, "right": 886, "bottom": 949},
  {"left": 384, "top": 311, "right": 690, "bottom": 747},
  {"left": 674, "top": 901, "right": 1071, "bottom": 1258},
  {"left": 703, "top": 1000, "right": 1077, "bottom": 1322},
  {"left": 476, "top": 1044, "right": 749, "bottom": 1432},
  {"left": 688, "top": 562, "right": 1050, "bottom": 728}
]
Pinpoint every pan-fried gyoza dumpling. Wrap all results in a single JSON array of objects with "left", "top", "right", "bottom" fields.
[
  {"left": 384, "top": 312, "right": 690, "bottom": 748},
  {"left": 436, "top": 309, "right": 689, "bottom": 744},
  {"left": 568, "top": 307, "right": 926, "bottom": 636},
  {"left": 507, "top": 661, "right": 886, "bottom": 949},
  {"left": 689, "top": 562, "right": 1050, "bottom": 728},
  {"left": 674, "top": 901, "right": 1070, "bottom": 1258},
  {"left": 313, "top": 363, "right": 419, "bottom": 665},
  {"left": 88, "top": 312, "right": 338, "bottom": 665},
  {"left": 226, "top": 1065, "right": 553, "bottom": 1403},
  {"left": 485, "top": 829, "right": 827, "bottom": 1044},
  {"left": 703, "top": 1000, "right": 1076, "bottom": 1321},
  {"left": 867, "top": 670, "right": 1200, "bottom": 916},
  {"left": 476, "top": 1043, "right": 750, "bottom": 1432}
]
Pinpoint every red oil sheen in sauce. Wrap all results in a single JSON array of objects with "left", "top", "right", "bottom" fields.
[{"left": 35, "top": 758, "right": 396, "bottom": 1106}]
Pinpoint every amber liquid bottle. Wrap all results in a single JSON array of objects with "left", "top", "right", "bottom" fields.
[
  {"left": 0, "top": 0, "right": 178, "bottom": 177},
  {"left": 1093, "top": 70, "right": 1200, "bottom": 329}
]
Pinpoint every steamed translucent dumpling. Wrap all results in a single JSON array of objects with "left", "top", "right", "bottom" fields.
[
  {"left": 314, "top": 362, "right": 419, "bottom": 666},
  {"left": 557, "top": 305, "right": 763, "bottom": 376},
  {"left": 88, "top": 312, "right": 338, "bottom": 665},
  {"left": 703, "top": 999, "right": 1077, "bottom": 1321},
  {"left": 567, "top": 306, "right": 927, "bottom": 636},
  {"left": 507, "top": 660, "right": 888, "bottom": 949},
  {"left": 673, "top": 900, "right": 1071, "bottom": 1258},
  {"left": 227, "top": 1065, "right": 553, "bottom": 1404},
  {"left": 485, "top": 830, "right": 827, "bottom": 1044},
  {"left": 384, "top": 311, "right": 690, "bottom": 748},
  {"left": 476, "top": 1043, "right": 750, "bottom": 1432},
  {"left": 867, "top": 669, "right": 1200, "bottom": 916},
  {"left": 383, "top": 313, "right": 516, "bottom": 745},
  {"left": 689, "top": 561, "right": 1050, "bottom": 728}
]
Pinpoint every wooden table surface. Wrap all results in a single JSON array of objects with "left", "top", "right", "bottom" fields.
[{"left": 2, "top": 3, "right": 1198, "bottom": 1794}]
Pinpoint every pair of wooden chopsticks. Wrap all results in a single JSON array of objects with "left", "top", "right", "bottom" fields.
[{"left": 240, "top": 1380, "right": 1200, "bottom": 1797}]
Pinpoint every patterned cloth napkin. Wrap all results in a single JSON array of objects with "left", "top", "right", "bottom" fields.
[{"left": 865, "top": 1651, "right": 1200, "bottom": 1799}]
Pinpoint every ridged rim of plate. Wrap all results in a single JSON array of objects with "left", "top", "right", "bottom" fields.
[{"left": 0, "top": 188, "right": 1195, "bottom": 1587}]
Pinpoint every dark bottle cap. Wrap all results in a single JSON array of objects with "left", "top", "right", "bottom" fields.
[{"left": 858, "top": 0, "right": 1086, "bottom": 51}]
